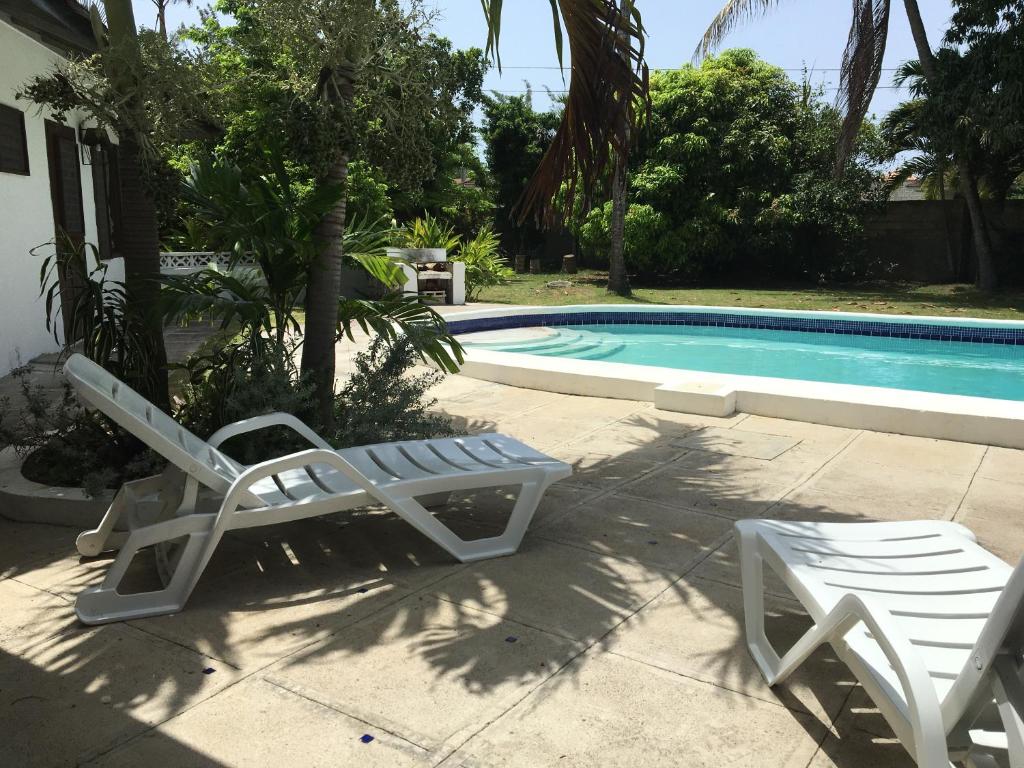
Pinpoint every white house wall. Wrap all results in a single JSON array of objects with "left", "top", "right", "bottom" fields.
[{"left": 0, "top": 19, "right": 101, "bottom": 375}]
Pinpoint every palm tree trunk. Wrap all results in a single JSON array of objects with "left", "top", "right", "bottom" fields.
[
  {"left": 102, "top": 0, "right": 169, "bottom": 409},
  {"left": 300, "top": 154, "right": 349, "bottom": 429},
  {"left": 607, "top": 151, "right": 631, "bottom": 297},
  {"left": 117, "top": 135, "right": 170, "bottom": 410},
  {"left": 903, "top": 0, "right": 997, "bottom": 291}
]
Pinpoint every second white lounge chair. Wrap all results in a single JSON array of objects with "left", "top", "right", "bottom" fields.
[
  {"left": 64, "top": 354, "right": 571, "bottom": 624},
  {"left": 736, "top": 518, "right": 1024, "bottom": 768}
]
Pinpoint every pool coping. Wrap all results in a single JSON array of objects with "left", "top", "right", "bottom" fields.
[{"left": 448, "top": 304, "right": 1024, "bottom": 449}]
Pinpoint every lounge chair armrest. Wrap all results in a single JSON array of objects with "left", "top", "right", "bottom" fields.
[
  {"left": 208, "top": 413, "right": 333, "bottom": 451},
  {"left": 817, "top": 594, "right": 949, "bottom": 768},
  {"left": 217, "top": 448, "right": 394, "bottom": 529}
]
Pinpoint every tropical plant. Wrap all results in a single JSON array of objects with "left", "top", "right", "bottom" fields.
[
  {"left": 480, "top": 0, "right": 650, "bottom": 297},
  {"left": 0, "top": 367, "right": 162, "bottom": 497},
  {"left": 163, "top": 152, "right": 464, "bottom": 374},
  {"left": 576, "top": 51, "right": 885, "bottom": 281},
  {"left": 697, "top": 0, "right": 1000, "bottom": 290},
  {"left": 334, "top": 335, "right": 455, "bottom": 448},
  {"left": 403, "top": 213, "right": 462, "bottom": 251},
  {"left": 20, "top": 0, "right": 185, "bottom": 407},
  {"left": 453, "top": 226, "right": 513, "bottom": 300},
  {"left": 37, "top": 239, "right": 165, "bottom": 396}
]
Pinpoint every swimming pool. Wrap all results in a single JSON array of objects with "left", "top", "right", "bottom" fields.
[
  {"left": 462, "top": 323, "right": 1024, "bottom": 401},
  {"left": 445, "top": 305, "right": 1024, "bottom": 448}
]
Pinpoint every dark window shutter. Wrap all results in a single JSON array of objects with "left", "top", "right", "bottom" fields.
[{"left": 0, "top": 103, "right": 30, "bottom": 175}]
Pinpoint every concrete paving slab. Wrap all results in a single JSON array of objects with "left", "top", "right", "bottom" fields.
[
  {"left": 731, "top": 415, "right": 857, "bottom": 447},
  {"left": 0, "top": 577, "right": 76, "bottom": 653},
  {"left": 670, "top": 426, "right": 801, "bottom": 460},
  {"left": 264, "top": 594, "right": 581, "bottom": 751},
  {"left": 605, "top": 577, "right": 853, "bottom": 724},
  {"left": 807, "top": 707, "right": 915, "bottom": 767},
  {"left": 840, "top": 431, "right": 986, "bottom": 477},
  {"left": 785, "top": 460, "right": 971, "bottom": 521},
  {"left": 13, "top": 532, "right": 254, "bottom": 603},
  {"left": 533, "top": 493, "right": 733, "bottom": 573},
  {"left": 92, "top": 676, "right": 432, "bottom": 768},
  {"left": 0, "top": 622, "right": 238, "bottom": 767},
  {"left": 451, "top": 650, "right": 827, "bottom": 768},
  {"left": 548, "top": 452, "right": 659, "bottom": 491},
  {"left": 618, "top": 453, "right": 794, "bottom": 519},
  {"left": 561, "top": 418, "right": 695, "bottom": 460},
  {"left": 0, "top": 520, "right": 79, "bottom": 581},
  {"left": 430, "top": 538, "right": 676, "bottom": 642},
  {"left": 691, "top": 538, "right": 797, "bottom": 599},
  {"left": 977, "top": 446, "right": 1024, "bottom": 485}
]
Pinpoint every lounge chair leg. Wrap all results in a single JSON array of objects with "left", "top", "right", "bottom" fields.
[
  {"left": 737, "top": 528, "right": 783, "bottom": 684},
  {"left": 388, "top": 480, "right": 547, "bottom": 563},
  {"left": 76, "top": 471, "right": 179, "bottom": 557},
  {"left": 75, "top": 512, "right": 218, "bottom": 624}
]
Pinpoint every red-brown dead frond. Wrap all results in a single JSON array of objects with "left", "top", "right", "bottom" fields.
[
  {"left": 515, "top": 0, "right": 649, "bottom": 225},
  {"left": 834, "top": 0, "right": 891, "bottom": 176}
]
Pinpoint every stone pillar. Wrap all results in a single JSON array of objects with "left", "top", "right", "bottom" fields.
[
  {"left": 514, "top": 254, "right": 527, "bottom": 273},
  {"left": 562, "top": 254, "right": 577, "bottom": 274},
  {"left": 529, "top": 258, "right": 542, "bottom": 274}
]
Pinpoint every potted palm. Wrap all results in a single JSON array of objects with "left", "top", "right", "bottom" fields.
[{"left": 388, "top": 213, "right": 461, "bottom": 263}]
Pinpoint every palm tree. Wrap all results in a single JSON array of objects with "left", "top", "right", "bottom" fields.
[
  {"left": 697, "top": 0, "right": 999, "bottom": 291},
  {"left": 95, "top": 0, "right": 171, "bottom": 408},
  {"left": 481, "top": 0, "right": 649, "bottom": 296}
]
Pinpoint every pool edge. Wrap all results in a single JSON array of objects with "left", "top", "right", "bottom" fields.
[{"left": 454, "top": 329, "right": 1024, "bottom": 450}]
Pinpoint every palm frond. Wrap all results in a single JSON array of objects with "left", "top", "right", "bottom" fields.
[
  {"left": 834, "top": 0, "right": 891, "bottom": 175},
  {"left": 513, "top": 0, "right": 649, "bottom": 224},
  {"left": 694, "top": 0, "right": 781, "bottom": 62},
  {"left": 337, "top": 295, "right": 465, "bottom": 373}
]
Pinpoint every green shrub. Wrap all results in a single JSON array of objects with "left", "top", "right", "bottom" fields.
[
  {"left": 334, "top": 335, "right": 455, "bottom": 448},
  {"left": 0, "top": 367, "right": 162, "bottom": 497},
  {"left": 453, "top": 226, "right": 514, "bottom": 300}
]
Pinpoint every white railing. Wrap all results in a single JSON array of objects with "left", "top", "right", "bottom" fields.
[{"left": 160, "top": 252, "right": 257, "bottom": 274}]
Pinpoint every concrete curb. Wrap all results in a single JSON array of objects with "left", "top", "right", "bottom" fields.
[{"left": 0, "top": 447, "right": 112, "bottom": 527}]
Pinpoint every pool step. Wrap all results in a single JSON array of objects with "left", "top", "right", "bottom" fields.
[
  {"left": 572, "top": 342, "right": 627, "bottom": 361},
  {"left": 468, "top": 331, "right": 587, "bottom": 354}
]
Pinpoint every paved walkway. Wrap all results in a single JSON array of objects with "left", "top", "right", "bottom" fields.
[{"left": 2, "top": 358, "right": 1023, "bottom": 766}]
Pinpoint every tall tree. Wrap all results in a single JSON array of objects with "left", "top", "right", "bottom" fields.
[
  {"left": 213, "top": 0, "right": 456, "bottom": 427},
  {"left": 480, "top": 92, "right": 559, "bottom": 256},
  {"left": 698, "top": 0, "right": 1000, "bottom": 290},
  {"left": 481, "top": 0, "right": 649, "bottom": 296},
  {"left": 94, "top": 0, "right": 171, "bottom": 408}
]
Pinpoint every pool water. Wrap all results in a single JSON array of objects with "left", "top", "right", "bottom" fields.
[{"left": 463, "top": 323, "right": 1024, "bottom": 401}]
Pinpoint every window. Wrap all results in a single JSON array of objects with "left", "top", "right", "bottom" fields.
[
  {"left": 0, "top": 103, "right": 30, "bottom": 175},
  {"left": 91, "top": 142, "right": 123, "bottom": 259}
]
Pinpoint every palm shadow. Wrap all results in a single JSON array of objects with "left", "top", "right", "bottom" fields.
[{"left": 3, "top": 401, "right": 931, "bottom": 765}]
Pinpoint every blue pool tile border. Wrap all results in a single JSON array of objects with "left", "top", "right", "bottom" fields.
[{"left": 447, "top": 311, "right": 1024, "bottom": 345}]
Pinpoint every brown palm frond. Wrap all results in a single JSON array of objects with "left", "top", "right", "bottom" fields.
[
  {"left": 834, "top": 0, "right": 890, "bottom": 176},
  {"left": 515, "top": 0, "right": 649, "bottom": 224},
  {"left": 694, "top": 0, "right": 781, "bottom": 62}
]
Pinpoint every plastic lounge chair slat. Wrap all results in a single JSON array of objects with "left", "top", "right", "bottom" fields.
[{"left": 736, "top": 517, "right": 1024, "bottom": 767}]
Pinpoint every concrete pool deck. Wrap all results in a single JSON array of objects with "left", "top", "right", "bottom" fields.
[{"left": 3, "top": 359, "right": 1024, "bottom": 766}]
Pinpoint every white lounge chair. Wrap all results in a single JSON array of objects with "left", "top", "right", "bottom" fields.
[
  {"left": 64, "top": 353, "right": 571, "bottom": 624},
  {"left": 736, "top": 519, "right": 1024, "bottom": 768}
]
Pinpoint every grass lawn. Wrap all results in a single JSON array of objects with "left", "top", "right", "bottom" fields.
[{"left": 474, "top": 270, "right": 1024, "bottom": 320}]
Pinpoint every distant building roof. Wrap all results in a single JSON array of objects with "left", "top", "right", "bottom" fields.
[
  {"left": 0, "top": 0, "right": 96, "bottom": 57},
  {"left": 885, "top": 173, "right": 928, "bottom": 202}
]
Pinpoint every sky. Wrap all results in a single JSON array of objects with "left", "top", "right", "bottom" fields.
[{"left": 137, "top": 0, "right": 957, "bottom": 121}]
